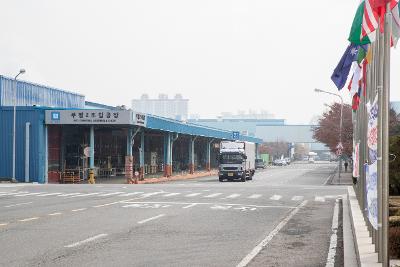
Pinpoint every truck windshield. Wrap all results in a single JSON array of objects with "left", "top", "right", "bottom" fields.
[{"left": 219, "top": 154, "right": 243, "bottom": 164}]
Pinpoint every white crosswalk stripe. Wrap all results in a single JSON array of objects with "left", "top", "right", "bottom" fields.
[
  {"left": 163, "top": 193, "right": 181, "bottom": 197},
  {"left": 291, "top": 196, "right": 304, "bottom": 201},
  {"left": 66, "top": 192, "right": 102, "bottom": 198},
  {"left": 224, "top": 194, "right": 241, "bottom": 199},
  {"left": 14, "top": 192, "right": 46, "bottom": 197},
  {"left": 270, "top": 195, "right": 282, "bottom": 200},
  {"left": 204, "top": 193, "right": 223, "bottom": 198},
  {"left": 315, "top": 196, "right": 325, "bottom": 202},
  {"left": 58, "top": 193, "right": 82, "bottom": 197},
  {"left": 37, "top": 193, "right": 62, "bottom": 197},
  {"left": 0, "top": 192, "right": 28, "bottom": 196},
  {"left": 140, "top": 192, "right": 164, "bottom": 198},
  {"left": 119, "top": 192, "right": 143, "bottom": 197},
  {"left": 185, "top": 193, "right": 201, "bottom": 197},
  {"left": 248, "top": 194, "right": 262, "bottom": 199},
  {"left": 98, "top": 192, "right": 124, "bottom": 197}
]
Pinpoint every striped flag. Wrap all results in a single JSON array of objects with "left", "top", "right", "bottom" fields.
[
  {"left": 361, "top": 0, "right": 379, "bottom": 41},
  {"left": 361, "top": 0, "right": 399, "bottom": 42}
]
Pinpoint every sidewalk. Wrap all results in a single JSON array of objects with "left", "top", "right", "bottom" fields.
[{"left": 329, "top": 170, "right": 354, "bottom": 185}]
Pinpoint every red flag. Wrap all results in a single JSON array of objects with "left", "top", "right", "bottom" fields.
[{"left": 352, "top": 93, "right": 360, "bottom": 111}]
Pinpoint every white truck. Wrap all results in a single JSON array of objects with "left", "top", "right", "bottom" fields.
[{"left": 218, "top": 141, "right": 256, "bottom": 182}]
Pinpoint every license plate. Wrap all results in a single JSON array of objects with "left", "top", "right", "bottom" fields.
[{"left": 228, "top": 173, "right": 234, "bottom": 177}]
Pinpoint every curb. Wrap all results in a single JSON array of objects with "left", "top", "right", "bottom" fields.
[
  {"left": 136, "top": 171, "right": 218, "bottom": 184},
  {"left": 347, "top": 186, "right": 380, "bottom": 267}
]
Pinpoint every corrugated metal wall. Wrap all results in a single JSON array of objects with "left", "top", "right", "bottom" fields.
[
  {"left": 0, "top": 107, "right": 46, "bottom": 182},
  {"left": 0, "top": 76, "right": 85, "bottom": 108}
]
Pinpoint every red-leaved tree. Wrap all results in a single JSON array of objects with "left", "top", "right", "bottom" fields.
[{"left": 313, "top": 102, "right": 353, "bottom": 156}]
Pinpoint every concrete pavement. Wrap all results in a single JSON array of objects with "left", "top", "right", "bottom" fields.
[{"left": 0, "top": 162, "right": 351, "bottom": 266}]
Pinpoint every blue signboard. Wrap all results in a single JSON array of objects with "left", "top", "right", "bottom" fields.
[{"left": 232, "top": 131, "right": 240, "bottom": 140}]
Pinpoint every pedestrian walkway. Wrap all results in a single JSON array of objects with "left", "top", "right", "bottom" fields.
[{"left": 329, "top": 170, "right": 353, "bottom": 185}]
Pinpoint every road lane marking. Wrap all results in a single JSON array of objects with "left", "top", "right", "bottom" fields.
[
  {"left": 19, "top": 217, "right": 39, "bottom": 222},
  {"left": 4, "top": 202, "right": 33, "bottom": 208},
  {"left": 93, "top": 201, "right": 120, "bottom": 208},
  {"left": 248, "top": 194, "right": 262, "bottom": 199},
  {"left": 119, "top": 201, "right": 296, "bottom": 209},
  {"left": 71, "top": 208, "right": 87, "bottom": 212},
  {"left": 58, "top": 193, "right": 82, "bottom": 197},
  {"left": 64, "top": 234, "right": 108, "bottom": 248},
  {"left": 0, "top": 191, "right": 28, "bottom": 196},
  {"left": 37, "top": 193, "right": 62, "bottom": 197},
  {"left": 0, "top": 223, "right": 9, "bottom": 226},
  {"left": 137, "top": 214, "right": 165, "bottom": 224},
  {"left": 204, "top": 193, "right": 223, "bottom": 198},
  {"left": 224, "top": 194, "right": 241, "bottom": 199},
  {"left": 67, "top": 192, "right": 101, "bottom": 198},
  {"left": 48, "top": 212, "right": 62, "bottom": 216},
  {"left": 185, "top": 193, "right": 201, "bottom": 197},
  {"left": 182, "top": 203, "right": 198, "bottom": 209},
  {"left": 315, "top": 196, "right": 326, "bottom": 202},
  {"left": 14, "top": 192, "right": 45, "bottom": 197},
  {"left": 163, "top": 193, "right": 181, "bottom": 197},
  {"left": 119, "top": 192, "right": 143, "bottom": 197},
  {"left": 139, "top": 192, "right": 164, "bottom": 198},
  {"left": 325, "top": 199, "right": 340, "bottom": 267},
  {"left": 97, "top": 192, "right": 124, "bottom": 197},
  {"left": 236, "top": 200, "right": 308, "bottom": 267},
  {"left": 291, "top": 196, "right": 304, "bottom": 201},
  {"left": 270, "top": 195, "right": 282, "bottom": 200}
]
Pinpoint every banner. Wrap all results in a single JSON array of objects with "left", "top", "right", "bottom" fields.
[
  {"left": 353, "top": 142, "right": 360, "bottom": 178},
  {"left": 367, "top": 95, "right": 378, "bottom": 162},
  {"left": 366, "top": 161, "right": 378, "bottom": 230}
]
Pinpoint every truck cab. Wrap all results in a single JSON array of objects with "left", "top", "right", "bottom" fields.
[{"left": 218, "top": 141, "right": 255, "bottom": 182}]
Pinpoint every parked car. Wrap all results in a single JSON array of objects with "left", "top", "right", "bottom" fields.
[
  {"left": 255, "top": 159, "right": 265, "bottom": 169},
  {"left": 273, "top": 159, "right": 287, "bottom": 166},
  {"left": 284, "top": 158, "right": 291, "bottom": 165},
  {"left": 308, "top": 157, "right": 315, "bottom": 163}
]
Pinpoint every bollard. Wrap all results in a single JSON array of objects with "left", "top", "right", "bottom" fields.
[{"left": 88, "top": 169, "right": 95, "bottom": 184}]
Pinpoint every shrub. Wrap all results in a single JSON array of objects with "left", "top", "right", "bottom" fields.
[
  {"left": 390, "top": 216, "right": 400, "bottom": 227},
  {"left": 390, "top": 226, "right": 400, "bottom": 259}
]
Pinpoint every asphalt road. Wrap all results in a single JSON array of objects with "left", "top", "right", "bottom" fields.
[{"left": 0, "top": 162, "right": 347, "bottom": 267}]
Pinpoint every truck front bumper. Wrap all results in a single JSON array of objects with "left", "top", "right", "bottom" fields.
[{"left": 218, "top": 171, "right": 244, "bottom": 178}]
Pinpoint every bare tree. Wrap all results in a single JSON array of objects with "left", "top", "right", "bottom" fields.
[{"left": 313, "top": 102, "right": 353, "bottom": 156}]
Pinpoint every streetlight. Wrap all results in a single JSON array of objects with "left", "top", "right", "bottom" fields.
[
  {"left": 11, "top": 69, "right": 26, "bottom": 183},
  {"left": 314, "top": 88, "right": 344, "bottom": 181}
]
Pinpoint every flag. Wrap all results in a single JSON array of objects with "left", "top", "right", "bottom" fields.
[
  {"left": 362, "top": 0, "right": 379, "bottom": 41},
  {"left": 350, "top": 63, "right": 362, "bottom": 96},
  {"left": 366, "top": 45, "right": 373, "bottom": 63},
  {"left": 349, "top": 1, "right": 372, "bottom": 44},
  {"left": 357, "top": 44, "right": 369, "bottom": 63},
  {"left": 331, "top": 44, "right": 360, "bottom": 90},
  {"left": 392, "top": 3, "right": 400, "bottom": 47},
  {"left": 352, "top": 88, "right": 362, "bottom": 110},
  {"left": 361, "top": 0, "right": 399, "bottom": 40}
]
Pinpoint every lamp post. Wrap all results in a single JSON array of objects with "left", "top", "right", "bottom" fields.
[
  {"left": 315, "top": 88, "right": 344, "bottom": 181},
  {"left": 11, "top": 69, "right": 26, "bottom": 183}
]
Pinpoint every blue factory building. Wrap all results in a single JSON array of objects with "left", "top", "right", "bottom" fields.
[{"left": 0, "top": 76, "right": 262, "bottom": 183}]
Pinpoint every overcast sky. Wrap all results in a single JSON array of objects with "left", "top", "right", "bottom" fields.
[{"left": 1, "top": 0, "right": 399, "bottom": 124}]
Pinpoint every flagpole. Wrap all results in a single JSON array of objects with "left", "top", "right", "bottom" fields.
[{"left": 382, "top": 3, "right": 392, "bottom": 266}]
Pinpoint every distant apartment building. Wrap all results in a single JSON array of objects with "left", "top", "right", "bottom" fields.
[{"left": 132, "top": 94, "right": 189, "bottom": 120}]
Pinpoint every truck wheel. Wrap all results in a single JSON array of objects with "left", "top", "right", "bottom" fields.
[
  {"left": 241, "top": 174, "right": 246, "bottom": 182},
  {"left": 219, "top": 177, "right": 224, "bottom": 182}
]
